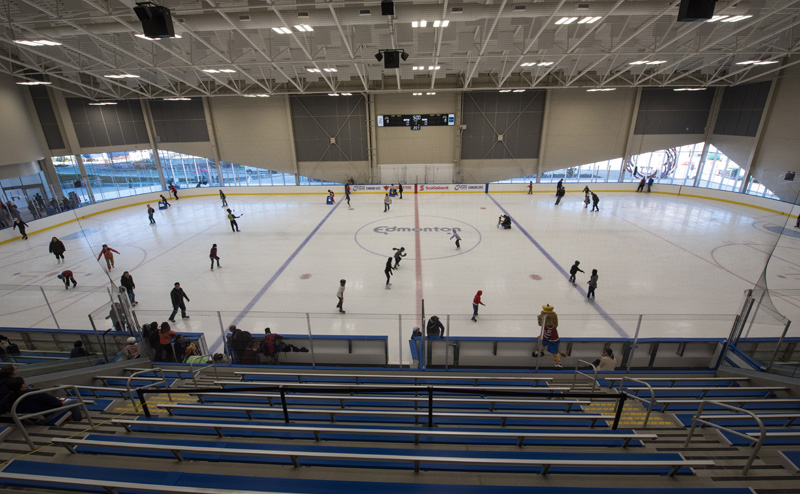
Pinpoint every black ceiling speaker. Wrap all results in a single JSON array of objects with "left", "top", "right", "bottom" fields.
[
  {"left": 134, "top": 2, "right": 175, "bottom": 38},
  {"left": 401, "top": 51, "right": 409, "bottom": 61},
  {"left": 381, "top": 0, "right": 394, "bottom": 16},
  {"left": 383, "top": 50, "right": 400, "bottom": 69},
  {"left": 677, "top": 0, "right": 717, "bottom": 22}
]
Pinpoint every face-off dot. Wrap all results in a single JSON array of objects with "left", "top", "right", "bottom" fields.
[
  {"left": 300, "top": 274, "right": 311, "bottom": 279},
  {"left": 530, "top": 274, "right": 542, "bottom": 280}
]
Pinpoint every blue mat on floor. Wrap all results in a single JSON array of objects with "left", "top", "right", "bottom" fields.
[{"left": 0, "top": 459, "right": 753, "bottom": 494}]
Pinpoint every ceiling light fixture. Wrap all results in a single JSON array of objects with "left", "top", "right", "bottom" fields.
[
  {"left": 538, "top": 62, "right": 554, "bottom": 66},
  {"left": 341, "top": 93, "right": 353, "bottom": 96},
  {"left": 587, "top": 88, "right": 616, "bottom": 92},
  {"left": 578, "top": 17, "right": 601, "bottom": 24},
  {"left": 555, "top": 17, "right": 578, "bottom": 25},
  {"left": 426, "top": 92, "right": 436, "bottom": 95},
  {"left": 244, "top": 94, "right": 271, "bottom": 98},
  {"left": 88, "top": 101, "right": 118, "bottom": 106},
  {"left": 420, "top": 20, "right": 427, "bottom": 27},
  {"left": 721, "top": 15, "right": 753, "bottom": 23},
  {"left": 499, "top": 89, "right": 512, "bottom": 93},
  {"left": 512, "top": 89, "right": 525, "bottom": 93},
  {"left": 323, "top": 68, "right": 338, "bottom": 72},
  {"left": 520, "top": 63, "right": 535, "bottom": 67},
  {"left": 706, "top": 15, "right": 729, "bottom": 23},
  {"left": 163, "top": 97, "right": 191, "bottom": 101},
  {"left": 307, "top": 68, "right": 321, "bottom": 73},
  {"left": 272, "top": 27, "right": 292, "bottom": 34},
  {"left": 14, "top": 40, "right": 62, "bottom": 47},
  {"left": 673, "top": 88, "right": 707, "bottom": 91},
  {"left": 413, "top": 92, "right": 422, "bottom": 95},
  {"left": 104, "top": 74, "right": 140, "bottom": 79},
  {"left": 645, "top": 60, "right": 667, "bottom": 65},
  {"left": 135, "top": 33, "right": 181, "bottom": 40},
  {"left": 428, "top": 65, "right": 440, "bottom": 70},
  {"left": 328, "top": 93, "right": 340, "bottom": 96},
  {"left": 736, "top": 60, "right": 779, "bottom": 66},
  {"left": 16, "top": 81, "right": 51, "bottom": 86},
  {"left": 294, "top": 24, "right": 313, "bottom": 32}
]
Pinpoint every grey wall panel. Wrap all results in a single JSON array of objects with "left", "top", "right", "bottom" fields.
[
  {"left": 290, "top": 95, "right": 367, "bottom": 163},
  {"left": 460, "top": 91, "right": 545, "bottom": 160},
  {"left": 634, "top": 88, "right": 714, "bottom": 135},
  {"left": 29, "top": 86, "right": 64, "bottom": 150},
  {"left": 714, "top": 81, "right": 771, "bottom": 137},
  {"left": 67, "top": 98, "right": 149, "bottom": 147},
  {"left": 150, "top": 99, "right": 209, "bottom": 143}
]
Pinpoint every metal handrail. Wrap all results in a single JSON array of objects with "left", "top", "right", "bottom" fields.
[
  {"left": 126, "top": 368, "right": 172, "bottom": 410},
  {"left": 10, "top": 385, "right": 95, "bottom": 450},
  {"left": 682, "top": 400, "right": 766, "bottom": 475},
  {"left": 189, "top": 355, "right": 219, "bottom": 388},
  {"left": 618, "top": 377, "right": 655, "bottom": 428},
  {"left": 572, "top": 359, "right": 599, "bottom": 395}
]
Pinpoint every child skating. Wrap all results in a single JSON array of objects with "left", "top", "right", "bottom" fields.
[
  {"left": 587, "top": 269, "right": 598, "bottom": 300},
  {"left": 57, "top": 270, "right": 77, "bottom": 289},
  {"left": 12, "top": 218, "right": 28, "bottom": 240},
  {"left": 383, "top": 194, "right": 392, "bottom": 212},
  {"left": 226, "top": 208, "right": 241, "bottom": 232},
  {"left": 219, "top": 190, "right": 227, "bottom": 207},
  {"left": 384, "top": 257, "right": 394, "bottom": 288},
  {"left": 471, "top": 290, "right": 485, "bottom": 322},
  {"left": 450, "top": 229, "right": 461, "bottom": 249},
  {"left": 568, "top": 261, "right": 584, "bottom": 285},
  {"left": 392, "top": 247, "right": 406, "bottom": 268},
  {"left": 210, "top": 244, "right": 220, "bottom": 270}
]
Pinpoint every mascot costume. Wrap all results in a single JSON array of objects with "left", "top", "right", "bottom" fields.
[{"left": 533, "top": 304, "right": 566, "bottom": 368}]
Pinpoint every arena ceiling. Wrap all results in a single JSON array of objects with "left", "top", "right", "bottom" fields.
[{"left": 0, "top": 0, "right": 798, "bottom": 101}]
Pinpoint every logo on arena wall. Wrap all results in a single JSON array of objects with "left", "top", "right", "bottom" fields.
[
  {"left": 419, "top": 185, "right": 451, "bottom": 191},
  {"left": 373, "top": 226, "right": 461, "bottom": 235},
  {"left": 454, "top": 184, "right": 484, "bottom": 191},
  {"left": 352, "top": 185, "right": 384, "bottom": 192}
]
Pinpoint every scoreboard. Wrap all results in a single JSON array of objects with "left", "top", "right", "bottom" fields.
[{"left": 377, "top": 114, "right": 455, "bottom": 130}]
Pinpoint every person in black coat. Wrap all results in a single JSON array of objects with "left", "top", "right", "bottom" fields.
[
  {"left": 168, "top": 282, "right": 190, "bottom": 322},
  {"left": 0, "top": 365, "right": 18, "bottom": 413},
  {"left": 70, "top": 340, "right": 91, "bottom": 358},
  {"left": 12, "top": 218, "right": 28, "bottom": 240},
  {"left": 7, "top": 377, "right": 81, "bottom": 422},
  {"left": 120, "top": 271, "right": 137, "bottom": 306},
  {"left": 49, "top": 237, "right": 66, "bottom": 262},
  {"left": 384, "top": 257, "right": 394, "bottom": 288},
  {"left": 426, "top": 316, "right": 444, "bottom": 338}
]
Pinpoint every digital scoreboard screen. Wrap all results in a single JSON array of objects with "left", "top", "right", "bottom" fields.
[{"left": 377, "top": 114, "right": 455, "bottom": 128}]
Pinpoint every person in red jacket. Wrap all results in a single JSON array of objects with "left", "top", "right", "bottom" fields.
[
  {"left": 471, "top": 290, "right": 485, "bottom": 322},
  {"left": 210, "top": 244, "right": 220, "bottom": 271},
  {"left": 57, "top": 270, "right": 77, "bottom": 290},
  {"left": 96, "top": 244, "right": 120, "bottom": 270}
]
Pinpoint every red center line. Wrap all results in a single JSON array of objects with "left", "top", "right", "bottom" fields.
[{"left": 414, "top": 189, "right": 424, "bottom": 318}]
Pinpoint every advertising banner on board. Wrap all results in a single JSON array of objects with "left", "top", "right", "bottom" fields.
[{"left": 418, "top": 184, "right": 485, "bottom": 192}]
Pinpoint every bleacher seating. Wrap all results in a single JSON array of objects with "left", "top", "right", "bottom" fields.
[{"left": 0, "top": 360, "right": 798, "bottom": 492}]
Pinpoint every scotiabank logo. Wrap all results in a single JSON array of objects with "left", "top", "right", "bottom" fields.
[
  {"left": 374, "top": 226, "right": 461, "bottom": 235},
  {"left": 419, "top": 185, "right": 450, "bottom": 191}
]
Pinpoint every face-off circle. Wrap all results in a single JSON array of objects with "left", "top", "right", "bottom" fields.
[{"left": 355, "top": 215, "right": 482, "bottom": 260}]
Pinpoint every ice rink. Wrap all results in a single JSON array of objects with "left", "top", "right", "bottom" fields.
[{"left": 1, "top": 188, "right": 798, "bottom": 366}]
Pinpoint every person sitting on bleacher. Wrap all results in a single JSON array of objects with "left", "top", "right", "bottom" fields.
[
  {"left": 426, "top": 316, "right": 444, "bottom": 338},
  {"left": 158, "top": 323, "right": 177, "bottom": 362},
  {"left": 123, "top": 338, "right": 139, "bottom": 360},
  {"left": 594, "top": 348, "right": 617, "bottom": 371},
  {"left": 69, "top": 341, "right": 91, "bottom": 358},
  {"left": 259, "top": 328, "right": 282, "bottom": 365},
  {"left": 239, "top": 341, "right": 260, "bottom": 365},
  {"left": 0, "top": 365, "right": 18, "bottom": 413},
  {"left": 229, "top": 326, "right": 252, "bottom": 364},
  {"left": 0, "top": 335, "right": 21, "bottom": 362},
  {"left": 6, "top": 377, "right": 82, "bottom": 423}
]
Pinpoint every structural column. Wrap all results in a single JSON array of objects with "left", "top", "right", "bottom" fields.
[
  {"left": 139, "top": 100, "right": 167, "bottom": 191},
  {"left": 738, "top": 72, "right": 780, "bottom": 193},
  {"left": 49, "top": 90, "right": 95, "bottom": 203},
  {"left": 620, "top": 87, "right": 642, "bottom": 182},
  {"left": 535, "top": 89, "right": 552, "bottom": 183},
  {"left": 202, "top": 97, "right": 224, "bottom": 186},
  {"left": 284, "top": 95, "right": 300, "bottom": 185}
]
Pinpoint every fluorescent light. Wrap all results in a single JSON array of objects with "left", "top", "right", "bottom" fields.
[
  {"left": 413, "top": 92, "right": 422, "bottom": 96},
  {"left": 202, "top": 69, "right": 220, "bottom": 74},
  {"left": 426, "top": 92, "right": 436, "bottom": 95},
  {"left": 243, "top": 94, "right": 271, "bottom": 98},
  {"left": 578, "top": 17, "right": 601, "bottom": 24},
  {"left": 341, "top": 93, "right": 352, "bottom": 96},
  {"left": 307, "top": 68, "right": 321, "bottom": 72},
  {"left": 645, "top": 60, "right": 667, "bottom": 65},
  {"left": 441, "top": 20, "right": 449, "bottom": 27},
  {"left": 135, "top": 34, "right": 181, "bottom": 40},
  {"left": 428, "top": 65, "right": 440, "bottom": 70},
  {"left": 163, "top": 97, "right": 191, "bottom": 101},
  {"left": 104, "top": 74, "right": 140, "bottom": 79},
  {"left": 737, "top": 60, "right": 778, "bottom": 66},
  {"left": 412, "top": 21, "right": 419, "bottom": 28},
  {"left": 412, "top": 66, "right": 423, "bottom": 70},
  {"left": 706, "top": 15, "right": 729, "bottom": 23},
  {"left": 295, "top": 25, "right": 313, "bottom": 32},
  {"left": 328, "top": 93, "right": 340, "bottom": 96},
  {"left": 499, "top": 89, "right": 512, "bottom": 93},
  {"left": 587, "top": 88, "right": 616, "bottom": 92},
  {"left": 88, "top": 102, "right": 118, "bottom": 106},
  {"left": 219, "top": 69, "right": 236, "bottom": 73},
  {"left": 272, "top": 27, "right": 292, "bottom": 34},
  {"left": 420, "top": 20, "right": 427, "bottom": 28},
  {"left": 629, "top": 61, "right": 647, "bottom": 65},
  {"left": 323, "top": 68, "right": 338, "bottom": 72},
  {"left": 16, "top": 81, "right": 51, "bottom": 85},
  {"left": 555, "top": 17, "right": 578, "bottom": 25},
  {"left": 721, "top": 15, "right": 752, "bottom": 23},
  {"left": 433, "top": 20, "right": 441, "bottom": 28},
  {"left": 673, "top": 88, "right": 706, "bottom": 91},
  {"left": 14, "top": 40, "right": 62, "bottom": 47},
  {"left": 520, "top": 62, "right": 534, "bottom": 67},
  {"left": 512, "top": 89, "right": 525, "bottom": 93},
  {"left": 538, "top": 62, "right": 554, "bottom": 66}
]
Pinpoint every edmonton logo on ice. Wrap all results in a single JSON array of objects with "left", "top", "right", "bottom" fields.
[{"left": 374, "top": 226, "right": 461, "bottom": 235}]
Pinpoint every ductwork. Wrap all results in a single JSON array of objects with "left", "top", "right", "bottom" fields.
[{"left": 26, "top": 1, "right": 751, "bottom": 39}]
